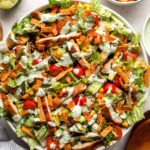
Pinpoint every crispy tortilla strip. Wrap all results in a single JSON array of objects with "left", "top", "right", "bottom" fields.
[
  {"left": 98, "top": 113, "right": 104, "bottom": 132},
  {"left": 3, "top": 97, "right": 18, "bottom": 116},
  {"left": 1, "top": 70, "right": 11, "bottom": 82},
  {"left": 73, "top": 83, "right": 87, "bottom": 96},
  {"left": 56, "top": 67, "right": 73, "bottom": 80},
  {"left": 79, "top": 58, "right": 90, "bottom": 69},
  {"left": 42, "top": 96, "right": 52, "bottom": 121},
  {"left": 21, "top": 125, "right": 35, "bottom": 138},
  {"left": 37, "top": 96, "right": 46, "bottom": 122},
  {"left": 115, "top": 67, "right": 129, "bottom": 84},
  {"left": 41, "top": 27, "right": 53, "bottom": 33},
  {"left": 117, "top": 45, "right": 128, "bottom": 52},
  {"left": 60, "top": 8, "right": 76, "bottom": 15},
  {"left": 101, "top": 126, "right": 113, "bottom": 137},
  {"left": 72, "top": 140, "right": 101, "bottom": 150},
  {"left": 36, "top": 32, "right": 81, "bottom": 44},
  {"left": 31, "top": 18, "right": 45, "bottom": 28},
  {"left": 144, "top": 66, "right": 150, "bottom": 87}
]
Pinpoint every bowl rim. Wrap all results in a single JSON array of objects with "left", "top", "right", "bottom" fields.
[
  {"left": 3, "top": 1, "right": 149, "bottom": 150},
  {"left": 107, "top": 0, "right": 142, "bottom": 5},
  {"left": 142, "top": 14, "right": 150, "bottom": 56}
]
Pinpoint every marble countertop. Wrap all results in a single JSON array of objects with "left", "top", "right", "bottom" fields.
[{"left": 0, "top": 0, "right": 150, "bottom": 150}]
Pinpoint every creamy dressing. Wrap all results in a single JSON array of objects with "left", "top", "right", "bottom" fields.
[
  {"left": 88, "top": 74, "right": 105, "bottom": 85},
  {"left": 57, "top": 53, "right": 73, "bottom": 66},
  {"left": 0, "top": 41, "right": 9, "bottom": 52},
  {"left": 71, "top": 105, "right": 82, "bottom": 118},
  {"left": 36, "top": 88, "right": 45, "bottom": 97},
  {"left": 9, "top": 33, "right": 18, "bottom": 44},
  {"left": 40, "top": 13, "right": 61, "bottom": 23},
  {"left": 59, "top": 130, "right": 71, "bottom": 148},
  {"left": 60, "top": 22, "right": 70, "bottom": 35},
  {"left": 12, "top": 114, "right": 21, "bottom": 122},
  {"left": 50, "top": 143, "right": 56, "bottom": 149},
  {"left": 48, "top": 122, "right": 56, "bottom": 127},
  {"left": 2, "top": 55, "right": 10, "bottom": 64},
  {"left": 88, "top": 114, "right": 97, "bottom": 126}
]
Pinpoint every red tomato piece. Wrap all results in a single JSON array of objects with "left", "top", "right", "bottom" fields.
[
  {"left": 23, "top": 99, "right": 36, "bottom": 110},
  {"left": 46, "top": 136, "right": 59, "bottom": 150},
  {"left": 32, "top": 58, "right": 40, "bottom": 65},
  {"left": 49, "top": 64, "right": 63, "bottom": 76},
  {"left": 73, "top": 96, "right": 87, "bottom": 106},
  {"left": 114, "top": 76, "right": 121, "bottom": 87},
  {"left": 123, "top": 52, "right": 137, "bottom": 61},
  {"left": 94, "top": 15, "right": 99, "bottom": 26},
  {"left": 113, "top": 125, "right": 123, "bottom": 140},
  {"left": 103, "top": 83, "right": 116, "bottom": 94},
  {"left": 73, "top": 66, "right": 85, "bottom": 77}
]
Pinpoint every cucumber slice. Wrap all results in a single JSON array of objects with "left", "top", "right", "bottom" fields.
[{"left": 0, "top": 0, "right": 21, "bottom": 10}]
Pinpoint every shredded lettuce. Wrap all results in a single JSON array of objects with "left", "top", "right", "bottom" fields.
[
  {"left": 88, "top": 52, "right": 102, "bottom": 65},
  {"left": 16, "top": 125, "right": 25, "bottom": 137},
  {"left": 7, "top": 78, "right": 17, "bottom": 88},
  {"left": 90, "top": 0, "right": 101, "bottom": 14},
  {"left": 49, "top": 0, "right": 73, "bottom": 8},
  {"left": 0, "top": 107, "right": 8, "bottom": 117},
  {"left": 126, "top": 97, "right": 146, "bottom": 125},
  {"left": 27, "top": 138, "right": 39, "bottom": 150},
  {"left": 12, "top": 17, "right": 39, "bottom": 35}
]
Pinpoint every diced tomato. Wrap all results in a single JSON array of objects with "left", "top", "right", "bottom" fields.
[
  {"left": 73, "top": 96, "right": 87, "bottom": 106},
  {"left": 73, "top": 66, "right": 85, "bottom": 77},
  {"left": 103, "top": 83, "right": 116, "bottom": 94},
  {"left": 114, "top": 76, "right": 121, "bottom": 87},
  {"left": 94, "top": 15, "right": 99, "bottom": 26},
  {"left": 32, "top": 58, "right": 40, "bottom": 65},
  {"left": 128, "top": 52, "right": 137, "bottom": 60},
  {"left": 123, "top": 52, "right": 137, "bottom": 61},
  {"left": 46, "top": 136, "right": 59, "bottom": 150},
  {"left": 113, "top": 125, "right": 123, "bottom": 140},
  {"left": 49, "top": 64, "right": 63, "bottom": 76},
  {"left": 23, "top": 99, "right": 36, "bottom": 110}
]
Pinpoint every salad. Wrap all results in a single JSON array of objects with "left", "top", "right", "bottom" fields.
[{"left": 0, "top": 0, "right": 150, "bottom": 149}]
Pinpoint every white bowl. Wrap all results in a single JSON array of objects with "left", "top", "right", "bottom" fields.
[
  {"left": 142, "top": 15, "right": 150, "bottom": 57},
  {"left": 2, "top": 1, "right": 149, "bottom": 150},
  {"left": 107, "top": 0, "right": 143, "bottom": 6}
]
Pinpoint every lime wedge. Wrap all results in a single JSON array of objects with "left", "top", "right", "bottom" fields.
[{"left": 0, "top": 0, "right": 21, "bottom": 10}]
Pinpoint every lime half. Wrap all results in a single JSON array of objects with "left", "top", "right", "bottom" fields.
[{"left": 0, "top": 0, "right": 21, "bottom": 10}]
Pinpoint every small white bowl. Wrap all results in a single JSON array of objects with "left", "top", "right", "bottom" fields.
[
  {"left": 107, "top": 0, "right": 143, "bottom": 6},
  {"left": 142, "top": 15, "right": 150, "bottom": 56}
]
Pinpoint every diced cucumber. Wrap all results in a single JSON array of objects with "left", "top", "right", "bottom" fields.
[
  {"left": 86, "top": 82, "right": 101, "bottom": 95},
  {"left": 0, "top": 0, "right": 21, "bottom": 10},
  {"left": 34, "top": 126, "right": 50, "bottom": 142}
]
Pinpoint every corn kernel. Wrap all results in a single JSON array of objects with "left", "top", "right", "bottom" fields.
[
  {"left": 83, "top": 3, "right": 89, "bottom": 8},
  {"left": 77, "top": 41, "right": 81, "bottom": 45},
  {"left": 85, "top": 7, "right": 91, "bottom": 12},
  {"left": 122, "top": 121, "right": 129, "bottom": 128},
  {"left": 83, "top": 47, "right": 86, "bottom": 51},
  {"left": 116, "top": 51, "right": 120, "bottom": 56},
  {"left": 100, "top": 88, "right": 104, "bottom": 93},
  {"left": 122, "top": 66, "right": 126, "bottom": 71},
  {"left": 113, "top": 56, "right": 118, "bottom": 61},
  {"left": 94, "top": 26, "right": 99, "bottom": 30},
  {"left": 90, "top": 62, "right": 94, "bottom": 65}
]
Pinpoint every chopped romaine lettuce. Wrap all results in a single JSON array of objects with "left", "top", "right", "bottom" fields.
[
  {"left": 27, "top": 138, "right": 39, "bottom": 150},
  {"left": 90, "top": 0, "right": 101, "bottom": 14},
  {"left": 88, "top": 52, "right": 102, "bottom": 64},
  {"left": 34, "top": 125, "right": 50, "bottom": 142},
  {"left": 0, "top": 107, "right": 8, "bottom": 117},
  {"left": 12, "top": 17, "right": 39, "bottom": 35},
  {"left": 126, "top": 97, "right": 146, "bottom": 125}
]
